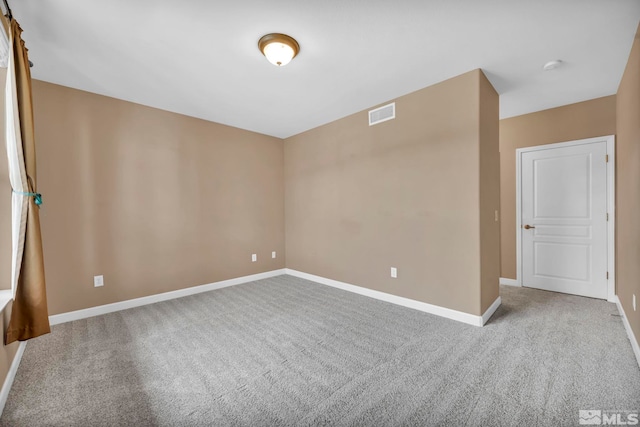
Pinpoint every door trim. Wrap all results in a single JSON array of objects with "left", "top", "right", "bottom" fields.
[{"left": 515, "top": 135, "right": 615, "bottom": 302}]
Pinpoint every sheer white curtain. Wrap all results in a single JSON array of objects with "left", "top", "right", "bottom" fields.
[{"left": 4, "top": 23, "right": 28, "bottom": 298}]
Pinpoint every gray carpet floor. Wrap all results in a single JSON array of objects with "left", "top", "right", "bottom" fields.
[{"left": 1, "top": 275, "right": 639, "bottom": 426}]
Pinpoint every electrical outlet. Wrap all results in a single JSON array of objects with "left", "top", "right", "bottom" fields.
[
  {"left": 94, "top": 275, "right": 104, "bottom": 287},
  {"left": 634, "top": 294, "right": 636, "bottom": 312},
  {"left": 252, "top": 254, "right": 257, "bottom": 262},
  {"left": 272, "top": 251, "right": 276, "bottom": 259},
  {"left": 390, "top": 267, "right": 397, "bottom": 278}
]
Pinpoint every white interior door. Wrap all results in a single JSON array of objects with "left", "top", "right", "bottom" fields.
[{"left": 521, "top": 141, "right": 608, "bottom": 299}]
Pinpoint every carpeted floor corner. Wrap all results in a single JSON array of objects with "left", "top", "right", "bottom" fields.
[{"left": 1, "top": 275, "right": 639, "bottom": 426}]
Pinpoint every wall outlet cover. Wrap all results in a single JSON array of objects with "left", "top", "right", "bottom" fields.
[{"left": 94, "top": 275, "right": 104, "bottom": 287}]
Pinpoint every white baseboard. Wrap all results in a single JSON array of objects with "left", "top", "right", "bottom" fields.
[
  {"left": 285, "top": 269, "right": 500, "bottom": 327},
  {"left": 49, "top": 269, "right": 287, "bottom": 325},
  {"left": 482, "top": 296, "right": 502, "bottom": 325},
  {"left": 0, "top": 341, "right": 26, "bottom": 417},
  {"left": 499, "top": 278, "right": 520, "bottom": 287},
  {"left": 48, "top": 266, "right": 507, "bottom": 328},
  {"left": 614, "top": 295, "right": 640, "bottom": 369}
]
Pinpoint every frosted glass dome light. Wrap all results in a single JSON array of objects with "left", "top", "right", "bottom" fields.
[{"left": 258, "top": 33, "right": 300, "bottom": 67}]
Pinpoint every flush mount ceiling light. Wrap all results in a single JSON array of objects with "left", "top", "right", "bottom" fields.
[
  {"left": 258, "top": 33, "right": 300, "bottom": 67},
  {"left": 543, "top": 60, "right": 563, "bottom": 71}
]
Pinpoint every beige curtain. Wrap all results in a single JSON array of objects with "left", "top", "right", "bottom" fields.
[{"left": 3, "top": 15, "right": 50, "bottom": 343}]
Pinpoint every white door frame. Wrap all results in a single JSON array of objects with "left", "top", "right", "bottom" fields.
[{"left": 515, "top": 135, "right": 616, "bottom": 302}]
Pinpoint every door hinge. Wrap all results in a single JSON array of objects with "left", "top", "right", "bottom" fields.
[
  {"left": 607, "top": 272, "right": 609, "bottom": 280},
  {"left": 606, "top": 154, "right": 609, "bottom": 163},
  {"left": 607, "top": 213, "right": 609, "bottom": 221}
]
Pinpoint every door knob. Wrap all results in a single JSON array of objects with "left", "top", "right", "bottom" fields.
[{"left": 523, "top": 224, "right": 535, "bottom": 230}]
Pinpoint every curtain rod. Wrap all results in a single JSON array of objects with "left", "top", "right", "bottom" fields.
[
  {"left": 1, "top": 0, "right": 34, "bottom": 67},
  {"left": 2, "top": 0, "right": 11, "bottom": 20}
]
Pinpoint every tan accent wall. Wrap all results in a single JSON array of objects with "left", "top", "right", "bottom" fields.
[
  {"left": 499, "top": 96, "right": 617, "bottom": 279},
  {"left": 29, "top": 81, "right": 285, "bottom": 315},
  {"left": 479, "top": 73, "right": 501, "bottom": 312},
  {"left": 285, "top": 69, "right": 499, "bottom": 316},
  {"left": 616, "top": 25, "right": 640, "bottom": 348}
]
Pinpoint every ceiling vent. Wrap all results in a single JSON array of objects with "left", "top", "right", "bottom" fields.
[{"left": 368, "top": 102, "right": 395, "bottom": 126}]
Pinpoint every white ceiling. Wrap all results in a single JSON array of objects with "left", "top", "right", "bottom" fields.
[{"left": 9, "top": 0, "right": 640, "bottom": 138}]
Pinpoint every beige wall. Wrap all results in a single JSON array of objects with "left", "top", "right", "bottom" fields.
[
  {"left": 479, "top": 73, "right": 501, "bottom": 312},
  {"left": 616, "top": 25, "right": 640, "bottom": 348},
  {"left": 499, "top": 96, "right": 617, "bottom": 279},
  {"left": 285, "top": 69, "right": 500, "bottom": 316},
  {"left": 29, "top": 81, "right": 285, "bottom": 315}
]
